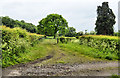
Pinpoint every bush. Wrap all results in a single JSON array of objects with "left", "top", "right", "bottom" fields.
[
  {"left": 60, "top": 37, "right": 65, "bottom": 43},
  {"left": 76, "top": 36, "right": 79, "bottom": 39},
  {"left": 76, "top": 31, "right": 83, "bottom": 36},
  {"left": 79, "top": 35, "right": 119, "bottom": 60},
  {"left": 2, "top": 26, "right": 44, "bottom": 67},
  {"left": 57, "top": 37, "right": 76, "bottom": 43}
]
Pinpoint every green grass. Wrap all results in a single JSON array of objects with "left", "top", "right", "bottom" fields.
[
  {"left": 34, "top": 39, "right": 117, "bottom": 66},
  {"left": 58, "top": 42, "right": 118, "bottom": 60},
  {"left": 41, "top": 38, "right": 57, "bottom": 44},
  {"left": 2, "top": 38, "right": 57, "bottom": 68},
  {"left": 20, "top": 45, "right": 46, "bottom": 61},
  {"left": 3, "top": 37, "right": 118, "bottom": 67},
  {"left": 2, "top": 26, "right": 45, "bottom": 67},
  {"left": 111, "top": 75, "right": 120, "bottom": 78},
  {"left": 46, "top": 36, "right": 54, "bottom": 39},
  {"left": 12, "top": 39, "right": 54, "bottom": 63},
  {"left": 35, "top": 39, "right": 105, "bottom": 66},
  {"left": 46, "top": 36, "right": 59, "bottom": 39}
]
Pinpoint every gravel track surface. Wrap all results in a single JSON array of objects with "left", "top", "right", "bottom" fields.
[
  {"left": 2, "top": 41, "right": 119, "bottom": 76},
  {"left": 3, "top": 56, "right": 118, "bottom": 76}
]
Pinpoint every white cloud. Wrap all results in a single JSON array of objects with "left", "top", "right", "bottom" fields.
[{"left": 0, "top": 0, "right": 119, "bottom": 32}]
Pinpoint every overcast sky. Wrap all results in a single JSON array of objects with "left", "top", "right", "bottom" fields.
[{"left": 0, "top": 0, "right": 119, "bottom": 32}]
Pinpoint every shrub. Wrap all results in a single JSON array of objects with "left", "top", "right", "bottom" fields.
[
  {"left": 76, "top": 36, "right": 79, "bottom": 39},
  {"left": 2, "top": 26, "right": 44, "bottom": 67},
  {"left": 60, "top": 37, "right": 65, "bottom": 43},
  {"left": 79, "top": 35, "right": 119, "bottom": 60},
  {"left": 57, "top": 37, "right": 76, "bottom": 43}
]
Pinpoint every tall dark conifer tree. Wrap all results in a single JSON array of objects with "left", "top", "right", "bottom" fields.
[{"left": 95, "top": 2, "right": 116, "bottom": 35}]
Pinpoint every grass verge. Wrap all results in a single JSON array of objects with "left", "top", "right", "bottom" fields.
[
  {"left": 58, "top": 42, "right": 118, "bottom": 60},
  {"left": 16, "top": 40, "right": 55, "bottom": 64}
]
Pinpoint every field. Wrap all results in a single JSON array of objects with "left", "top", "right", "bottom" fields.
[
  {"left": 1, "top": 1, "right": 120, "bottom": 77},
  {"left": 1, "top": 26, "right": 119, "bottom": 76}
]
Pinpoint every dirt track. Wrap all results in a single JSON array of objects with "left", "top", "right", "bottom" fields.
[
  {"left": 2, "top": 55, "right": 118, "bottom": 76},
  {"left": 2, "top": 41, "right": 119, "bottom": 76}
]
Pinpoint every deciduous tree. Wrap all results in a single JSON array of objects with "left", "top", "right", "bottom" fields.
[
  {"left": 65, "top": 27, "right": 76, "bottom": 37},
  {"left": 37, "top": 14, "right": 68, "bottom": 38}
]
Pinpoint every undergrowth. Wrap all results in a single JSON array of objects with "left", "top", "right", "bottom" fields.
[{"left": 58, "top": 42, "right": 118, "bottom": 60}]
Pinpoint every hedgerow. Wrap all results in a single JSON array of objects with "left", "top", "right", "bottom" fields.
[
  {"left": 57, "top": 37, "right": 76, "bottom": 43},
  {"left": 2, "top": 26, "right": 44, "bottom": 67},
  {"left": 79, "top": 35, "right": 119, "bottom": 60}
]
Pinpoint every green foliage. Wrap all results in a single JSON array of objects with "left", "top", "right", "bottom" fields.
[
  {"left": 65, "top": 27, "right": 76, "bottom": 37},
  {"left": 37, "top": 14, "right": 68, "bottom": 38},
  {"left": 60, "top": 37, "right": 66, "bottom": 43},
  {"left": 76, "top": 36, "right": 79, "bottom": 39},
  {"left": 95, "top": 2, "right": 116, "bottom": 35},
  {"left": 79, "top": 35, "right": 119, "bottom": 60},
  {"left": 2, "top": 16, "right": 37, "bottom": 33},
  {"left": 57, "top": 37, "right": 76, "bottom": 43},
  {"left": 17, "top": 40, "right": 50, "bottom": 64},
  {"left": 76, "top": 31, "right": 83, "bottom": 36},
  {"left": 85, "top": 30, "right": 88, "bottom": 35},
  {"left": 90, "top": 31, "right": 96, "bottom": 35},
  {"left": 2, "top": 26, "right": 44, "bottom": 68},
  {"left": 81, "top": 35, "right": 119, "bottom": 40},
  {"left": 119, "top": 30, "right": 120, "bottom": 37},
  {"left": 111, "top": 75, "right": 120, "bottom": 78},
  {"left": 114, "top": 30, "right": 120, "bottom": 37},
  {"left": 59, "top": 41, "right": 118, "bottom": 60},
  {"left": 57, "top": 61, "right": 65, "bottom": 64}
]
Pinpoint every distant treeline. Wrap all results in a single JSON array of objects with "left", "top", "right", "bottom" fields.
[
  {"left": 0, "top": 16, "right": 119, "bottom": 37},
  {"left": 1, "top": 16, "right": 37, "bottom": 33}
]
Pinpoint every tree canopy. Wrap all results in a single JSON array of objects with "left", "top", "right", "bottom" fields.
[
  {"left": 76, "top": 31, "right": 83, "bottom": 36},
  {"left": 2, "top": 16, "right": 37, "bottom": 33},
  {"left": 95, "top": 2, "right": 116, "bottom": 35},
  {"left": 65, "top": 27, "right": 76, "bottom": 37},
  {"left": 37, "top": 14, "right": 68, "bottom": 38}
]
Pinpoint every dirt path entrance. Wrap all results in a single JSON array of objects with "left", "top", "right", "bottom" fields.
[
  {"left": 2, "top": 42, "right": 119, "bottom": 76},
  {"left": 2, "top": 59, "right": 118, "bottom": 76}
]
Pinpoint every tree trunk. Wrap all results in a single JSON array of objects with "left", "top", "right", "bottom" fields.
[
  {"left": 54, "top": 27, "right": 57, "bottom": 39},
  {"left": 57, "top": 38, "right": 59, "bottom": 43},
  {"left": 54, "top": 35, "right": 56, "bottom": 39}
]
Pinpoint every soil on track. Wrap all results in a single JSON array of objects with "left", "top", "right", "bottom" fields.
[
  {"left": 2, "top": 42, "right": 119, "bottom": 76},
  {"left": 2, "top": 59, "right": 118, "bottom": 76}
]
